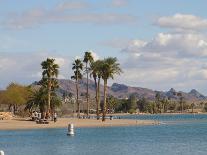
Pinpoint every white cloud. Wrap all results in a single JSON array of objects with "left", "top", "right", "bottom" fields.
[
  {"left": 100, "top": 38, "right": 131, "bottom": 49},
  {"left": 0, "top": 52, "right": 72, "bottom": 89},
  {"left": 188, "top": 70, "right": 202, "bottom": 80},
  {"left": 75, "top": 56, "right": 81, "bottom": 60},
  {"left": 117, "top": 56, "right": 207, "bottom": 92},
  {"left": 121, "top": 39, "right": 147, "bottom": 53},
  {"left": 122, "top": 33, "right": 207, "bottom": 58},
  {"left": 75, "top": 51, "right": 99, "bottom": 61},
  {"left": 90, "top": 51, "right": 99, "bottom": 61},
  {"left": 110, "top": 0, "right": 128, "bottom": 7},
  {"left": 118, "top": 67, "right": 179, "bottom": 86},
  {"left": 118, "top": 28, "right": 207, "bottom": 93},
  {"left": 58, "top": 74, "right": 66, "bottom": 79},
  {"left": 56, "top": 1, "right": 89, "bottom": 11},
  {"left": 0, "top": 57, "right": 16, "bottom": 70},
  {"left": 0, "top": 35, "right": 29, "bottom": 50},
  {"left": 30, "top": 72, "right": 42, "bottom": 78},
  {"left": 156, "top": 13, "right": 207, "bottom": 31},
  {"left": 54, "top": 57, "right": 65, "bottom": 67},
  {"left": 2, "top": 2, "right": 137, "bottom": 29}
]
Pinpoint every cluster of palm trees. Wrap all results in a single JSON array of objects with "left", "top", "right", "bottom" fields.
[
  {"left": 26, "top": 58, "right": 61, "bottom": 119},
  {"left": 71, "top": 51, "right": 122, "bottom": 121},
  {"left": 26, "top": 54, "right": 122, "bottom": 121}
]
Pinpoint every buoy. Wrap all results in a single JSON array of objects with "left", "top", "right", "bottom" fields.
[
  {"left": 67, "top": 123, "right": 75, "bottom": 136},
  {"left": 0, "top": 150, "right": 5, "bottom": 155}
]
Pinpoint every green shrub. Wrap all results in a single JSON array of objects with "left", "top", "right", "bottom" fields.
[
  {"left": 204, "top": 103, "right": 207, "bottom": 112},
  {"left": 128, "top": 109, "right": 136, "bottom": 114}
]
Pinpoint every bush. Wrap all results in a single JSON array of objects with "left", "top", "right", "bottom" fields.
[
  {"left": 204, "top": 103, "right": 207, "bottom": 112},
  {"left": 16, "top": 110, "right": 30, "bottom": 117},
  {"left": 128, "top": 109, "right": 136, "bottom": 114}
]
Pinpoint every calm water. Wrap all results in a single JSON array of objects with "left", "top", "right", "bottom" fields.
[{"left": 1, "top": 114, "right": 207, "bottom": 155}]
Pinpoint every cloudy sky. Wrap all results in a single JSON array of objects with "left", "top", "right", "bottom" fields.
[{"left": 1, "top": 0, "right": 207, "bottom": 94}]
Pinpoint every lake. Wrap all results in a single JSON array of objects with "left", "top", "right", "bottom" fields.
[{"left": 1, "top": 114, "right": 207, "bottom": 155}]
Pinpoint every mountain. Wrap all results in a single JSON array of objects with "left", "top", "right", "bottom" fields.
[
  {"left": 33, "top": 79, "right": 207, "bottom": 101},
  {"left": 110, "top": 83, "right": 155, "bottom": 99},
  {"left": 188, "top": 89, "right": 206, "bottom": 100},
  {"left": 164, "top": 88, "right": 206, "bottom": 101}
]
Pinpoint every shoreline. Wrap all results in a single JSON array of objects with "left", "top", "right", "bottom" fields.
[
  {"left": 0, "top": 118, "right": 158, "bottom": 131},
  {"left": 109, "top": 112, "right": 207, "bottom": 116},
  {"left": 62, "top": 112, "right": 207, "bottom": 118},
  {"left": 1, "top": 113, "right": 205, "bottom": 131}
]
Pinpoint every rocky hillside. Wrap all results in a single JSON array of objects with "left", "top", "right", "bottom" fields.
[{"left": 56, "top": 79, "right": 207, "bottom": 101}]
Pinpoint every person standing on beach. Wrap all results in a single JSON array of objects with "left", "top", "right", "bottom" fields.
[
  {"left": 34, "top": 111, "right": 38, "bottom": 120},
  {"left": 31, "top": 111, "right": 35, "bottom": 121},
  {"left": 54, "top": 113, "right": 57, "bottom": 122}
]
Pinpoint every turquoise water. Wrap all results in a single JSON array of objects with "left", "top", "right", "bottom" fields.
[
  {"left": 1, "top": 114, "right": 207, "bottom": 155},
  {"left": 119, "top": 113, "right": 207, "bottom": 124}
]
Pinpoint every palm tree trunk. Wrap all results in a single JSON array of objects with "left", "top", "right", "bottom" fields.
[
  {"left": 180, "top": 98, "right": 183, "bottom": 113},
  {"left": 102, "top": 79, "right": 107, "bottom": 122},
  {"left": 97, "top": 77, "right": 101, "bottom": 120},
  {"left": 182, "top": 102, "right": 183, "bottom": 113},
  {"left": 93, "top": 77, "right": 99, "bottom": 120},
  {"left": 47, "top": 79, "right": 51, "bottom": 118},
  {"left": 76, "top": 79, "right": 80, "bottom": 118},
  {"left": 14, "top": 104, "right": 17, "bottom": 115},
  {"left": 86, "top": 63, "right": 89, "bottom": 117},
  {"left": 180, "top": 97, "right": 183, "bottom": 113}
]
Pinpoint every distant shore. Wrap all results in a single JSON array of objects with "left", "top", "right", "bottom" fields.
[
  {"left": 109, "top": 112, "right": 207, "bottom": 116},
  {"left": 0, "top": 117, "right": 158, "bottom": 131}
]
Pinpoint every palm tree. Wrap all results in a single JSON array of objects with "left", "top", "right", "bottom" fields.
[
  {"left": 161, "top": 98, "right": 169, "bottom": 113},
  {"left": 50, "top": 92, "right": 62, "bottom": 115},
  {"left": 90, "top": 60, "right": 103, "bottom": 120},
  {"left": 177, "top": 92, "right": 184, "bottom": 113},
  {"left": 191, "top": 103, "right": 195, "bottom": 113},
  {"left": 100, "top": 57, "right": 122, "bottom": 121},
  {"left": 107, "top": 95, "right": 118, "bottom": 113},
  {"left": 41, "top": 58, "right": 59, "bottom": 118},
  {"left": 83, "top": 51, "right": 94, "bottom": 117},
  {"left": 39, "top": 77, "right": 59, "bottom": 91},
  {"left": 25, "top": 88, "right": 61, "bottom": 119},
  {"left": 25, "top": 88, "right": 47, "bottom": 118},
  {"left": 155, "top": 92, "right": 161, "bottom": 113},
  {"left": 71, "top": 59, "right": 83, "bottom": 118}
]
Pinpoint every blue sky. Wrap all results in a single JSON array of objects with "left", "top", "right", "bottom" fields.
[{"left": 1, "top": 0, "right": 207, "bottom": 94}]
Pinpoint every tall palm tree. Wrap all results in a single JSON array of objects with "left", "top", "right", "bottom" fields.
[
  {"left": 41, "top": 58, "right": 59, "bottom": 118},
  {"left": 177, "top": 92, "right": 184, "bottom": 113},
  {"left": 83, "top": 51, "right": 94, "bottom": 117},
  {"left": 100, "top": 57, "right": 122, "bottom": 121},
  {"left": 191, "top": 102, "right": 195, "bottom": 113},
  {"left": 71, "top": 59, "right": 83, "bottom": 118},
  {"left": 90, "top": 60, "right": 103, "bottom": 120},
  {"left": 39, "top": 77, "right": 59, "bottom": 91}
]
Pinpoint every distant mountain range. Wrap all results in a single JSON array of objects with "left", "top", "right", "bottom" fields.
[{"left": 53, "top": 79, "right": 207, "bottom": 102}]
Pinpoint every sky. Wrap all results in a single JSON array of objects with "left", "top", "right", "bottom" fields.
[{"left": 1, "top": 0, "right": 207, "bottom": 94}]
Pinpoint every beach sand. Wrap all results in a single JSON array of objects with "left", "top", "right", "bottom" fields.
[{"left": 0, "top": 118, "right": 158, "bottom": 130}]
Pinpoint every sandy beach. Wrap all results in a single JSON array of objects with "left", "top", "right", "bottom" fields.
[{"left": 0, "top": 118, "right": 158, "bottom": 130}]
